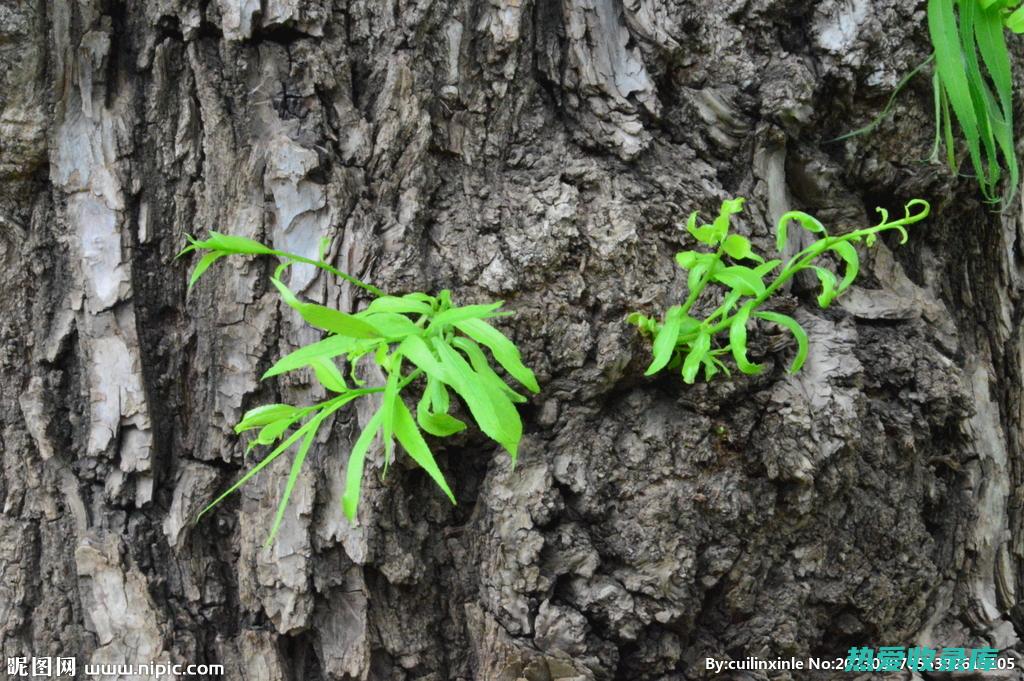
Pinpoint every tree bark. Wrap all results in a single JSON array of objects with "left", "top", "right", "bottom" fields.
[{"left": 2, "top": 0, "right": 1023, "bottom": 679}]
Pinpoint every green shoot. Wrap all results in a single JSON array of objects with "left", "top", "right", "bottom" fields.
[
  {"left": 179, "top": 233, "right": 540, "bottom": 545},
  {"left": 928, "top": 0, "right": 1019, "bottom": 205},
  {"left": 836, "top": 0, "right": 1021, "bottom": 206},
  {"left": 629, "top": 197, "right": 931, "bottom": 384}
]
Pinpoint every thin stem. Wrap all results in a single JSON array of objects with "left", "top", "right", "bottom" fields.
[
  {"left": 681, "top": 202, "right": 930, "bottom": 342},
  {"left": 270, "top": 249, "right": 387, "bottom": 298}
]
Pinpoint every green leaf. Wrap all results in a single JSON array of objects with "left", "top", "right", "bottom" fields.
[
  {"left": 342, "top": 408, "right": 383, "bottom": 521},
  {"left": 830, "top": 241, "right": 859, "bottom": 293},
  {"left": 812, "top": 267, "right": 838, "bottom": 307},
  {"left": 417, "top": 385, "right": 467, "bottom": 437},
  {"left": 723, "top": 234, "right": 761, "bottom": 262},
  {"left": 355, "top": 312, "right": 421, "bottom": 339},
  {"left": 432, "top": 337, "right": 521, "bottom": 461},
  {"left": 681, "top": 330, "right": 711, "bottom": 384},
  {"left": 627, "top": 312, "right": 658, "bottom": 336},
  {"left": 310, "top": 357, "right": 348, "bottom": 393},
  {"left": 675, "top": 251, "right": 699, "bottom": 270},
  {"left": 450, "top": 336, "right": 528, "bottom": 404},
  {"left": 973, "top": 0, "right": 1019, "bottom": 202},
  {"left": 365, "top": 295, "right": 434, "bottom": 315},
  {"left": 398, "top": 334, "right": 449, "bottom": 380},
  {"left": 455, "top": 317, "right": 540, "bottom": 393},
  {"left": 712, "top": 266, "right": 766, "bottom": 297},
  {"left": 929, "top": 0, "right": 987, "bottom": 197},
  {"left": 687, "top": 263, "right": 709, "bottom": 299},
  {"left": 414, "top": 374, "right": 466, "bottom": 437},
  {"left": 777, "top": 211, "right": 825, "bottom": 252},
  {"left": 199, "top": 394, "right": 359, "bottom": 522},
  {"left": 393, "top": 398, "right": 456, "bottom": 504},
  {"left": 710, "top": 197, "right": 745, "bottom": 239},
  {"left": 428, "top": 301, "right": 505, "bottom": 330},
  {"left": 271, "top": 277, "right": 381, "bottom": 339},
  {"left": 686, "top": 212, "right": 722, "bottom": 245},
  {"left": 380, "top": 355, "right": 402, "bottom": 468},
  {"left": 236, "top": 404, "right": 301, "bottom": 431},
  {"left": 207, "top": 231, "right": 275, "bottom": 255},
  {"left": 177, "top": 234, "right": 201, "bottom": 259},
  {"left": 249, "top": 415, "right": 303, "bottom": 451},
  {"left": 1006, "top": 4, "right": 1024, "bottom": 31},
  {"left": 265, "top": 415, "right": 321, "bottom": 547},
  {"left": 645, "top": 306, "right": 684, "bottom": 376},
  {"left": 263, "top": 335, "right": 366, "bottom": 380},
  {"left": 189, "top": 252, "right": 225, "bottom": 290},
  {"left": 728, "top": 303, "right": 764, "bottom": 375},
  {"left": 755, "top": 311, "right": 809, "bottom": 373},
  {"left": 753, "top": 259, "right": 782, "bottom": 277}
]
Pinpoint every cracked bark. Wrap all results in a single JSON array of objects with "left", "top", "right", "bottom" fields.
[{"left": 2, "top": 0, "right": 1024, "bottom": 679}]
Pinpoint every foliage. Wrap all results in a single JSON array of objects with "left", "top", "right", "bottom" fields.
[
  {"left": 928, "top": 0, "right": 1021, "bottom": 205},
  {"left": 836, "top": 0, "right": 1021, "bottom": 205},
  {"left": 628, "top": 198, "right": 931, "bottom": 384},
  {"left": 179, "top": 232, "right": 539, "bottom": 545}
]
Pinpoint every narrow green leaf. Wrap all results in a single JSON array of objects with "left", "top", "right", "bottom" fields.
[
  {"left": 754, "top": 259, "right": 782, "bottom": 277},
  {"left": 432, "top": 338, "right": 521, "bottom": 460},
  {"left": 417, "top": 385, "right": 467, "bottom": 436},
  {"left": 398, "top": 334, "right": 449, "bottom": 380},
  {"left": 380, "top": 355, "right": 402, "bottom": 467},
  {"left": 366, "top": 295, "right": 434, "bottom": 315},
  {"left": 428, "top": 301, "right": 505, "bottom": 330},
  {"left": 646, "top": 306, "right": 684, "bottom": 376},
  {"left": 236, "top": 404, "right": 301, "bottom": 431},
  {"left": 271, "top": 277, "right": 381, "bottom": 338},
  {"left": 393, "top": 399, "right": 456, "bottom": 504},
  {"left": 974, "top": 2, "right": 1018, "bottom": 202},
  {"left": 1006, "top": 4, "right": 1024, "bottom": 32},
  {"left": 455, "top": 317, "right": 540, "bottom": 393},
  {"left": 207, "top": 231, "right": 275, "bottom": 255},
  {"left": 250, "top": 415, "right": 303, "bottom": 450},
  {"left": 929, "top": 0, "right": 986, "bottom": 195},
  {"left": 681, "top": 331, "right": 711, "bottom": 384},
  {"left": 687, "top": 262, "right": 709, "bottom": 298},
  {"left": 263, "top": 335, "right": 363, "bottom": 379},
  {"left": 728, "top": 303, "right": 764, "bottom": 375},
  {"left": 310, "top": 357, "right": 348, "bottom": 393},
  {"left": 450, "top": 336, "right": 528, "bottom": 404},
  {"left": 342, "top": 409, "right": 383, "bottom": 521},
  {"left": 777, "top": 211, "right": 825, "bottom": 252},
  {"left": 176, "top": 235, "right": 201, "bottom": 259},
  {"left": 189, "top": 252, "right": 225, "bottom": 290},
  {"left": 756, "top": 311, "right": 809, "bottom": 373},
  {"left": 812, "top": 267, "right": 838, "bottom": 307},
  {"left": 355, "top": 312, "right": 421, "bottom": 339},
  {"left": 199, "top": 394, "right": 359, "bottom": 521},
  {"left": 265, "top": 417, "right": 320, "bottom": 547},
  {"left": 830, "top": 241, "right": 859, "bottom": 293}
]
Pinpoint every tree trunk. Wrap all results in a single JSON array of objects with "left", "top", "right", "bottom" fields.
[{"left": 3, "top": 0, "right": 1023, "bottom": 679}]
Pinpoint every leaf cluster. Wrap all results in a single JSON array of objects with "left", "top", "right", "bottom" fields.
[
  {"left": 180, "top": 233, "right": 539, "bottom": 545},
  {"left": 628, "top": 198, "right": 931, "bottom": 384},
  {"left": 928, "top": 0, "right": 1021, "bottom": 204}
]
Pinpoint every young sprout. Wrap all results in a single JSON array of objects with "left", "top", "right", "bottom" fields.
[
  {"left": 180, "top": 233, "right": 539, "bottom": 545},
  {"left": 629, "top": 198, "right": 930, "bottom": 383}
]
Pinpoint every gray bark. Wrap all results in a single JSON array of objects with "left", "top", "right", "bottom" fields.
[{"left": 2, "top": 0, "right": 1023, "bottom": 679}]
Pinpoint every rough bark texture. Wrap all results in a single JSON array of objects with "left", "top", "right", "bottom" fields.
[{"left": 3, "top": 0, "right": 1024, "bottom": 679}]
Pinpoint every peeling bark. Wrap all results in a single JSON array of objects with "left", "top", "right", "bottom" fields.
[{"left": 3, "top": 0, "right": 1024, "bottom": 679}]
